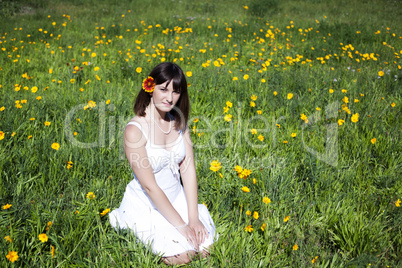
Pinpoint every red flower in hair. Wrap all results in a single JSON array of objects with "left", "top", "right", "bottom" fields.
[{"left": 142, "top": 76, "right": 155, "bottom": 93}]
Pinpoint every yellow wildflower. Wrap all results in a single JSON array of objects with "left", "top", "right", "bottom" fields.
[
  {"left": 38, "top": 233, "right": 48, "bottom": 243},
  {"left": 209, "top": 160, "right": 222, "bottom": 172}
]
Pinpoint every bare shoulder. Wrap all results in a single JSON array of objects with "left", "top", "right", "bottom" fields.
[{"left": 124, "top": 116, "right": 147, "bottom": 146}]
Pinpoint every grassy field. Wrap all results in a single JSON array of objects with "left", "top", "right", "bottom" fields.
[{"left": 0, "top": 0, "right": 401, "bottom": 266}]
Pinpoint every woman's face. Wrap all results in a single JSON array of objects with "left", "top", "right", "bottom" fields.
[{"left": 151, "top": 80, "right": 181, "bottom": 113}]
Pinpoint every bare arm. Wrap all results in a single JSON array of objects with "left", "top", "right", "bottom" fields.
[{"left": 180, "top": 127, "right": 209, "bottom": 245}]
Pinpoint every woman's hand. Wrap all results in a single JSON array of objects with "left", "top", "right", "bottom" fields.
[
  {"left": 188, "top": 219, "right": 208, "bottom": 249},
  {"left": 176, "top": 224, "right": 197, "bottom": 249}
]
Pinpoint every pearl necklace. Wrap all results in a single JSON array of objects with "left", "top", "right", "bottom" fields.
[{"left": 150, "top": 115, "right": 172, "bottom": 135}]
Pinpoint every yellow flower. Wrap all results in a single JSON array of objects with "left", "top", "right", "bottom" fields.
[
  {"left": 186, "top": 71, "right": 192, "bottom": 77},
  {"left": 243, "top": 5, "right": 248, "bottom": 9},
  {"left": 0, "top": 131, "right": 4, "bottom": 140},
  {"left": 0, "top": 106, "right": 4, "bottom": 111},
  {"left": 28, "top": 135, "right": 33, "bottom": 139},
  {"left": 4, "top": 236, "right": 12, "bottom": 243},
  {"left": 6, "top": 251, "right": 18, "bottom": 263},
  {"left": 246, "top": 210, "right": 251, "bottom": 216},
  {"left": 94, "top": 66, "right": 100, "bottom": 71},
  {"left": 316, "top": 107, "right": 321, "bottom": 111},
  {"left": 263, "top": 197, "right": 271, "bottom": 204},
  {"left": 284, "top": 216, "right": 290, "bottom": 222},
  {"left": 31, "top": 86, "right": 38, "bottom": 93},
  {"left": 46, "top": 221, "right": 52, "bottom": 230},
  {"left": 395, "top": 199, "right": 401, "bottom": 207},
  {"left": 257, "top": 110, "right": 262, "bottom": 114},
  {"left": 100, "top": 208, "right": 110, "bottom": 217},
  {"left": 243, "top": 74, "right": 249, "bottom": 80},
  {"left": 2, "top": 204, "right": 12, "bottom": 210},
  {"left": 30, "top": 118, "right": 35, "bottom": 121},
  {"left": 253, "top": 211, "right": 259, "bottom": 220},
  {"left": 251, "top": 129, "right": 257, "bottom": 135},
  {"left": 226, "top": 101, "right": 233, "bottom": 108},
  {"left": 95, "top": 75, "right": 101, "bottom": 81},
  {"left": 106, "top": 99, "right": 111, "bottom": 104},
  {"left": 258, "top": 135, "right": 264, "bottom": 141},
  {"left": 273, "top": 91, "right": 277, "bottom": 96},
  {"left": 351, "top": 113, "right": 359, "bottom": 123},
  {"left": 378, "top": 71, "right": 384, "bottom": 76},
  {"left": 253, "top": 178, "right": 256, "bottom": 184},
  {"left": 86, "top": 192, "right": 96, "bottom": 199},
  {"left": 293, "top": 244, "right": 299, "bottom": 251},
  {"left": 91, "top": 52, "right": 96, "bottom": 57},
  {"left": 391, "top": 102, "right": 395, "bottom": 107},
  {"left": 300, "top": 114, "right": 308, "bottom": 123},
  {"left": 49, "top": 69, "right": 53, "bottom": 74},
  {"left": 136, "top": 67, "right": 142, "bottom": 73},
  {"left": 354, "top": 99, "right": 359, "bottom": 103},
  {"left": 338, "top": 119, "right": 345, "bottom": 126},
  {"left": 371, "top": 138, "right": 376, "bottom": 144},
  {"left": 39, "top": 233, "right": 48, "bottom": 243},
  {"left": 36, "top": 96, "right": 42, "bottom": 100},
  {"left": 342, "top": 96, "right": 349, "bottom": 104},
  {"left": 312, "top": 256, "right": 318, "bottom": 264},
  {"left": 224, "top": 114, "right": 232, "bottom": 122},
  {"left": 233, "top": 77, "right": 238, "bottom": 81},
  {"left": 250, "top": 101, "right": 255, "bottom": 107},
  {"left": 291, "top": 133, "right": 297, "bottom": 138},
  {"left": 329, "top": 89, "right": 334, "bottom": 93},
  {"left": 283, "top": 140, "right": 288, "bottom": 144},
  {"left": 251, "top": 95, "right": 257, "bottom": 101},
  {"left": 193, "top": 118, "right": 199, "bottom": 123},
  {"left": 241, "top": 186, "right": 250, "bottom": 193},
  {"left": 287, "top": 93, "right": 293, "bottom": 99},
  {"left": 244, "top": 225, "right": 253, "bottom": 232},
  {"left": 51, "top": 143, "right": 60, "bottom": 150},
  {"left": 209, "top": 160, "right": 222, "bottom": 172},
  {"left": 50, "top": 245, "right": 55, "bottom": 258}
]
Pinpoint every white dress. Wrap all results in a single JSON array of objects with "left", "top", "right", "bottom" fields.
[{"left": 109, "top": 121, "right": 216, "bottom": 257}]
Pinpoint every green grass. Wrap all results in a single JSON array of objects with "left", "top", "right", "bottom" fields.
[{"left": 0, "top": 0, "right": 401, "bottom": 266}]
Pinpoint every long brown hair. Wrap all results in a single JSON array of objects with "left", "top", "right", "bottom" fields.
[{"left": 134, "top": 62, "right": 190, "bottom": 131}]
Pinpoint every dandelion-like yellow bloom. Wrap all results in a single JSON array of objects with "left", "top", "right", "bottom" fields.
[
  {"left": 251, "top": 129, "right": 257, "bottom": 135},
  {"left": 91, "top": 52, "right": 96, "bottom": 58},
  {"left": 6, "top": 251, "right": 18, "bottom": 263},
  {"left": 378, "top": 71, "right": 384, "bottom": 76},
  {"left": 391, "top": 102, "right": 396, "bottom": 107},
  {"left": 395, "top": 199, "right": 401, "bottom": 207},
  {"left": 50, "top": 245, "right": 55, "bottom": 258},
  {"left": 86, "top": 192, "right": 96, "bottom": 199},
  {"left": 136, "top": 67, "right": 142, "bottom": 73},
  {"left": 38, "top": 233, "right": 48, "bottom": 243},
  {"left": 0, "top": 131, "right": 4, "bottom": 140},
  {"left": 284, "top": 216, "right": 290, "bottom": 222},
  {"left": 291, "top": 133, "right": 297, "bottom": 138},
  {"left": 263, "top": 197, "right": 271, "bottom": 204},
  {"left": 246, "top": 210, "right": 251, "bottom": 216},
  {"left": 100, "top": 208, "right": 110, "bottom": 217},
  {"left": 371, "top": 138, "right": 376, "bottom": 144},
  {"left": 253, "top": 211, "right": 259, "bottom": 219},
  {"left": 49, "top": 69, "right": 53, "bottom": 74},
  {"left": 241, "top": 186, "right": 250, "bottom": 193},
  {"left": 273, "top": 91, "right": 277, "bottom": 96},
  {"left": 293, "top": 244, "right": 299, "bottom": 251},
  {"left": 258, "top": 135, "right": 264, "bottom": 141},
  {"left": 209, "top": 160, "right": 222, "bottom": 172},
  {"left": 4, "top": 236, "right": 12, "bottom": 243},
  {"left": 300, "top": 114, "right": 308, "bottom": 123},
  {"left": 224, "top": 114, "right": 232, "bottom": 122},
  {"left": 94, "top": 66, "right": 100, "bottom": 71},
  {"left": 3, "top": 204, "right": 12, "bottom": 210},
  {"left": 70, "top": 79, "right": 75, "bottom": 84},
  {"left": 261, "top": 223, "right": 266, "bottom": 231},
  {"left": 351, "top": 113, "right": 359, "bottom": 123},
  {"left": 250, "top": 101, "right": 255, "bottom": 107},
  {"left": 186, "top": 71, "right": 192, "bottom": 77},
  {"left": 31, "top": 86, "right": 38, "bottom": 93},
  {"left": 312, "top": 256, "right": 318, "bottom": 264},
  {"left": 226, "top": 101, "right": 233, "bottom": 108},
  {"left": 329, "top": 89, "right": 334, "bottom": 93},
  {"left": 287, "top": 93, "right": 293, "bottom": 99},
  {"left": 244, "top": 225, "right": 253, "bottom": 232},
  {"left": 342, "top": 96, "right": 349, "bottom": 104},
  {"left": 243, "top": 74, "right": 249, "bottom": 80},
  {"left": 51, "top": 143, "right": 60, "bottom": 150},
  {"left": 232, "top": 77, "right": 238, "bottom": 81},
  {"left": 257, "top": 110, "right": 262, "bottom": 115},
  {"left": 251, "top": 95, "right": 257, "bottom": 101},
  {"left": 338, "top": 119, "right": 345, "bottom": 126}
]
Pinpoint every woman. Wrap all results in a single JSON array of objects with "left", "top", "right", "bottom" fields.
[{"left": 110, "top": 62, "right": 216, "bottom": 265}]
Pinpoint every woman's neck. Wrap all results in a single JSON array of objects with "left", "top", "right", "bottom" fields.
[{"left": 146, "top": 102, "right": 167, "bottom": 122}]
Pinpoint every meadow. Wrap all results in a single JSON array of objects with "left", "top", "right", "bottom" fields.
[{"left": 0, "top": 0, "right": 401, "bottom": 266}]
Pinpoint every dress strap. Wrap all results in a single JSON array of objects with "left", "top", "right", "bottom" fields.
[{"left": 126, "top": 121, "right": 149, "bottom": 141}]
